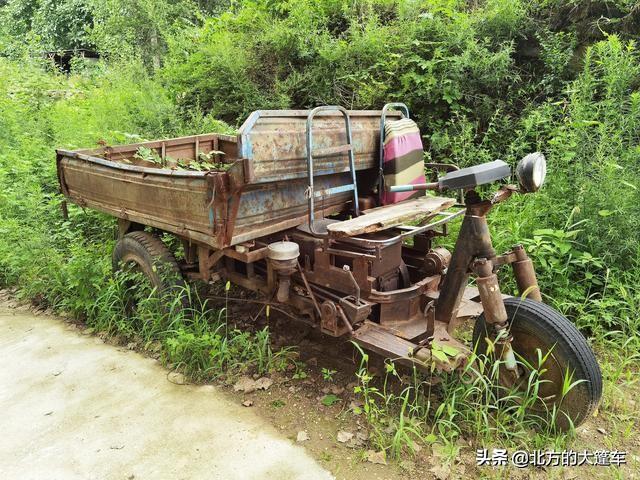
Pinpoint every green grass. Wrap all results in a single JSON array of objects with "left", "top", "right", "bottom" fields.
[
  {"left": 351, "top": 343, "right": 583, "bottom": 461},
  {"left": 0, "top": 0, "right": 639, "bottom": 469},
  {"left": 87, "top": 270, "right": 294, "bottom": 381}
]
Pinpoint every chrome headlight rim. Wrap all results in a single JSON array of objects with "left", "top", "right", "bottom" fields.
[{"left": 516, "top": 152, "right": 547, "bottom": 193}]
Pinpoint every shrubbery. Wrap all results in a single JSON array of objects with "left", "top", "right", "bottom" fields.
[
  {"left": 1, "top": 0, "right": 639, "bottom": 461},
  {"left": 0, "top": 0, "right": 638, "bottom": 345},
  {"left": 161, "top": 1, "right": 639, "bottom": 268}
]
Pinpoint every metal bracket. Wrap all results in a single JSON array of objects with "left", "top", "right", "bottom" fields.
[
  {"left": 339, "top": 295, "right": 371, "bottom": 325},
  {"left": 305, "top": 106, "right": 360, "bottom": 236}
]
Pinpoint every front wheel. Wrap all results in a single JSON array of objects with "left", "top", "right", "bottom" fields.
[{"left": 472, "top": 297, "right": 602, "bottom": 430}]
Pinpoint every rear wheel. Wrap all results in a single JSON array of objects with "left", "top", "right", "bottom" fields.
[
  {"left": 112, "top": 231, "right": 188, "bottom": 314},
  {"left": 472, "top": 297, "right": 602, "bottom": 430}
]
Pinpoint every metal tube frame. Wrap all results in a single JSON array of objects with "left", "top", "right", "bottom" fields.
[
  {"left": 433, "top": 202, "right": 543, "bottom": 326},
  {"left": 305, "top": 106, "right": 360, "bottom": 236},
  {"left": 435, "top": 192, "right": 500, "bottom": 325}
]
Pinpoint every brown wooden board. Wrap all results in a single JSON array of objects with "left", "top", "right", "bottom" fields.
[{"left": 326, "top": 195, "right": 455, "bottom": 237}]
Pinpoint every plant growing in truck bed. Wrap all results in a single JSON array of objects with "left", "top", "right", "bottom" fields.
[{"left": 134, "top": 146, "right": 163, "bottom": 165}]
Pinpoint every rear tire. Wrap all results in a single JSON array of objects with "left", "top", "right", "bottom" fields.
[
  {"left": 472, "top": 297, "right": 602, "bottom": 430},
  {"left": 112, "top": 231, "right": 188, "bottom": 313}
]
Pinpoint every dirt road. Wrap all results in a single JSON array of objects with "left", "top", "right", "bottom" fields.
[{"left": 0, "top": 301, "right": 334, "bottom": 480}]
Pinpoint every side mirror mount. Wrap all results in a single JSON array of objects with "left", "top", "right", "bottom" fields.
[{"left": 516, "top": 152, "right": 547, "bottom": 193}]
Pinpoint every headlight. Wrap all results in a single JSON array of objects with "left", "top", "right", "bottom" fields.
[{"left": 516, "top": 152, "right": 547, "bottom": 193}]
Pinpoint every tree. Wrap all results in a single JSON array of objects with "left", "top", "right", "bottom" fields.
[{"left": 0, "top": 0, "right": 94, "bottom": 53}]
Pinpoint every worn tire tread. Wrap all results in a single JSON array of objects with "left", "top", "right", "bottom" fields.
[
  {"left": 473, "top": 297, "right": 602, "bottom": 429},
  {"left": 112, "top": 231, "right": 187, "bottom": 307}
]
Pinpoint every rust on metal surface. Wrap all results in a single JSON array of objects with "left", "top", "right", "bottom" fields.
[
  {"left": 353, "top": 321, "right": 433, "bottom": 368},
  {"left": 238, "top": 110, "right": 401, "bottom": 184},
  {"left": 434, "top": 192, "right": 496, "bottom": 326},
  {"left": 511, "top": 244, "right": 543, "bottom": 301},
  {"left": 472, "top": 258, "right": 508, "bottom": 326},
  {"left": 423, "top": 247, "right": 452, "bottom": 276},
  {"left": 222, "top": 245, "right": 269, "bottom": 263},
  {"left": 56, "top": 107, "right": 556, "bottom": 383},
  {"left": 57, "top": 111, "right": 397, "bottom": 250}
]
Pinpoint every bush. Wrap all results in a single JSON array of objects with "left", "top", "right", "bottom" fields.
[{"left": 1, "top": 0, "right": 640, "bottom": 461}]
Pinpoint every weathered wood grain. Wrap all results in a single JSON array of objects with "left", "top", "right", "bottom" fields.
[{"left": 327, "top": 195, "right": 455, "bottom": 237}]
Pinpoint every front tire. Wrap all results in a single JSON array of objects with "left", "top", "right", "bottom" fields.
[{"left": 472, "top": 297, "right": 602, "bottom": 430}]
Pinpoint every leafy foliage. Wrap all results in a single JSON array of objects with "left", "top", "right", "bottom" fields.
[
  {"left": 0, "top": 0, "right": 639, "bottom": 460},
  {"left": 0, "top": 0, "right": 94, "bottom": 53}
]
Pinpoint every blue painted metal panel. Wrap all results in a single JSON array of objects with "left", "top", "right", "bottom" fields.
[{"left": 237, "top": 110, "right": 400, "bottom": 185}]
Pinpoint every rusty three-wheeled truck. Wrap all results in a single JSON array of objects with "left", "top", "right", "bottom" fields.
[{"left": 56, "top": 104, "right": 602, "bottom": 429}]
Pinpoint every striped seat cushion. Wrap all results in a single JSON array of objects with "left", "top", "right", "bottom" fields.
[{"left": 381, "top": 118, "right": 426, "bottom": 205}]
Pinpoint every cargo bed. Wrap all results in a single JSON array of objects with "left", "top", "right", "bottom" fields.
[{"left": 57, "top": 110, "right": 402, "bottom": 249}]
